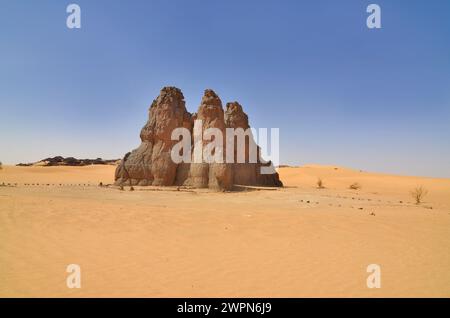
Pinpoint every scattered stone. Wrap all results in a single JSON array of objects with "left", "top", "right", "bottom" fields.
[{"left": 349, "top": 182, "right": 361, "bottom": 190}]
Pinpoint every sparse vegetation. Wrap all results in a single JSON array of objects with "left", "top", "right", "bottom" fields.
[
  {"left": 130, "top": 186, "right": 135, "bottom": 191},
  {"left": 349, "top": 182, "right": 361, "bottom": 190},
  {"left": 0, "top": 161, "right": 2, "bottom": 170},
  {"left": 317, "top": 178, "right": 325, "bottom": 189},
  {"left": 410, "top": 186, "right": 428, "bottom": 204}
]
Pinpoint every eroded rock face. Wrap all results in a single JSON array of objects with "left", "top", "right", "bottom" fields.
[
  {"left": 115, "top": 87, "right": 282, "bottom": 189},
  {"left": 115, "top": 87, "right": 192, "bottom": 186},
  {"left": 224, "top": 101, "right": 283, "bottom": 188},
  {"left": 182, "top": 89, "right": 233, "bottom": 190}
]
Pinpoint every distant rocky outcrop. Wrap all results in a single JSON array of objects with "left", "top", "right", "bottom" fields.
[
  {"left": 115, "top": 87, "right": 282, "bottom": 190},
  {"left": 17, "top": 156, "right": 120, "bottom": 167}
]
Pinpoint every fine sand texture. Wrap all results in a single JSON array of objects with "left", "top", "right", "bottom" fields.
[{"left": 1, "top": 164, "right": 449, "bottom": 297}]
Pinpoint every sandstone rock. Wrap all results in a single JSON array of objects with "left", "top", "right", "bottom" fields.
[
  {"left": 183, "top": 89, "right": 233, "bottom": 190},
  {"left": 115, "top": 87, "right": 192, "bottom": 186},
  {"left": 115, "top": 87, "right": 283, "bottom": 190},
  {"left": 224, "top": 101, "right": 283, "bottom": 187}
]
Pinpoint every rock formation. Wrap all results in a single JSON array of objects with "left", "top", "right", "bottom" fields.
[
  {"left": 115, "top": 87, "right": 283, "bottom": 190},
  {"left": 16, "top": 156, "right": 120, "bottom": 167}
]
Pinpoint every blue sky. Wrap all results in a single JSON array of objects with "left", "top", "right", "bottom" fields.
[{"left": 1, "top": 0, "right": 449, "bottom": 177}]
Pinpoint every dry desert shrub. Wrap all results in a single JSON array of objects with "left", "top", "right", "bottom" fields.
[
  {"left": 410, "top": 186, "right": 428, "bottom": 204},
  {"left": 317, "top": 178, "right": 325, "bottom": 189},
  {"left": 0, "top": 161, "right": 2, "bottom": 170},
  {"left": 349, "top": 182, "right": 361, "bottom": 190}
]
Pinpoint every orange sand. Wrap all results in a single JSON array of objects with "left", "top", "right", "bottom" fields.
[{"left": 1, "top": 165, "right": 449, "bottom": 297}]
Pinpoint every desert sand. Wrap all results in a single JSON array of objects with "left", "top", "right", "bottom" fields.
[{"left": 1, "top": 164, "right": 449, "bottom": 297}]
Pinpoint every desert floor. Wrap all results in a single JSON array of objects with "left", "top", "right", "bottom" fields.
[{"left": 0, "top": 164, "right": 449, "bottom": 297}]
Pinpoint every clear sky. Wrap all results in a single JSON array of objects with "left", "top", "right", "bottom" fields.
[{"left": 1, "top": 0, "right": 449, "bottom": 177}]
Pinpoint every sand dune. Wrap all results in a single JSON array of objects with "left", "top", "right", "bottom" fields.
[{"left": 1, "top": 165, "right": 449, "bottom": 297}]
